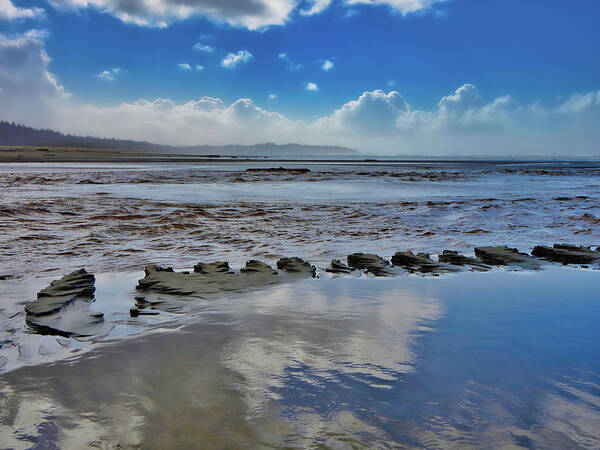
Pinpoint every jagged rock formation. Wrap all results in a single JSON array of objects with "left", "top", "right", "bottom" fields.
[
  {"left": 24, "top": 269, "right": 110, "bottom": 337},
  {"left": 276, "top": 257, "right": 316, "bottom": 277},
  {"left": 326, "top": 259, "right": 356, "bottom": 274},
  {"left": 391, "top": 251, "right": 460, "bottom": 274},
  {"left": 136, "top": 259, "right": 314, "bottom": 307},
  {"left": 474, "top": 246, "right": 542, "bottom": 269},
  {"left": 193, "top": 261, "right": 234, "bottom": 275},
  {"left": 437, "top": 251, "right": 490, "bottom": 271},
  {"left": 531, "top": 244, "right": 600, "bottom": 265},
  {"left": 246, "top": 167, "right": 311, "bottom": 174},
  {"left": 347, "top": 253, "right": 395, "bottom": 276}
]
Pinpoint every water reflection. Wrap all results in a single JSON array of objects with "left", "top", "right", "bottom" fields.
[{"left": 0, "top": 269, "right": 599, "bottom": 448}]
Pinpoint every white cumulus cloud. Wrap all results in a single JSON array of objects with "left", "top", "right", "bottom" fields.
[
  {"left": 192, "top": 43, "right": 214, "bottom": 53},
  {"left": 46, "top": 0, "right": 299, "bottom": 30},
  {"left": 438, "top": 83, "right": 483, "bottom": 116},
  {"left": 345, "top": 0, "right": 444, "bottom": 15},
  {"left": 0, "top": 0, "right": 44, "bottom": 20},
  {"left": 177, "top": 63, "right": 192, "bottom": 70},
  {"left": 221, "top": 50, "right": 253, "bottom": 69},
  {"left": 97, "top": 67, "right": 124, "bottom": 81},
  {"left": 321, "top": 60, "right": 334, "bottom": 71},
  {"left": 305, "top": 82, "right": 319, "bottom": 91},
  {"left": 300, "top": 0, "right": 331, "bottom": 15},
  {"left": 195, "top": 64, "right": 204, "bottom": 71},
  {"left": 43, "top": 0, "right": 442, "bottom": 30},
  {"left": 324, "top": 89, "right": 408, "bottom": 132}
]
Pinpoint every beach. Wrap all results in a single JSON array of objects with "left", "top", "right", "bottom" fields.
[{"left": 1, "top": 160, "right": 599, "bottom": 447}]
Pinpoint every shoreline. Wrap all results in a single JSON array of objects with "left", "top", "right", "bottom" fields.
[{"left": 1, "top": 147, "right": 599, "bottom": 164}]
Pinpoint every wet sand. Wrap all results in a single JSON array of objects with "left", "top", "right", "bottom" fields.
[{"left": 1, "top": 269, "right": 599, "bottom": 448}]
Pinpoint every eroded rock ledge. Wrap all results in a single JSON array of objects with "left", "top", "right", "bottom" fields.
[
  {"left": 20, "top": 244, "right": 598, "bottom": 336},
  {"left": 136, "top": 257, "right": 316, "bottom": 301},
  {"left": 25, "top": 269, "right": 110, "bottom": 337}
]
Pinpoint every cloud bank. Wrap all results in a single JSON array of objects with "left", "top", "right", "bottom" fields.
[
  {"left": 43, "top": 0, "right": 444, "bottom": 29},
  {"left": 1, "top": 31, "right": 599, "bottom": 156},
  {"left": 0, "top": 30, "right": 67, "bottom": 125}
]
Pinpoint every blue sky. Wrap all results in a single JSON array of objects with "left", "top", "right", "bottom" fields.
[{"left": 1, "top": 0, "right": 600, "bottom": 154}]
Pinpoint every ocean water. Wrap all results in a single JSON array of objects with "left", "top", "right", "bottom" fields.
[
  {"left": 0, "top": 161, "right": 599, "bottom": 447},
  {"left": 0, "top": 161, "right": 599, "bottom": 276},
  {"left": 1, "top": 268, "right": 599, "bottom": 448}
]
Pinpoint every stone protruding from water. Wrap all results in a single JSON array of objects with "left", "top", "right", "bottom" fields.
[
  {"left": 531, "top": 244, "right": 600, "bottom": 265},
  {"left": 347, "top": 253, "right": 393, "bottom": 276},
  {"left": 326, "top": 259, "right": 356, "bottom": 274},
  {"left": 136, "top": 259, "right": 318, "bottom": 304},
  {"left": 391, "top": 251, "right": 461, "bottom": 274},
  {"left": 276, "top": 257, "right": 316, "bottom": 277},
  {"left": 474, "top": 246, "right": 542, "bottom": 269},
  {"left": 240, "top": 260, "right": 278, "bottom": 275},
  {"left": 193, "top": 261, "right": 233, "bottom": 275},
  {"left": 26, "top": 269, "right": 95, "bottom": 316},
  {"left": 25, "top": 269, "right": 109, "bottom": 337},
  {"left": 437, "top": 250, "right": 490, "bottom": 271},
  {"left": 245, "top": 167, "right": 311, "bottom": 174}
]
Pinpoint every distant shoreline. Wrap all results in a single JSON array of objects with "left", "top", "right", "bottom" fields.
[{"left": 1, "top": 147, "right": 599, "bottom": 165}]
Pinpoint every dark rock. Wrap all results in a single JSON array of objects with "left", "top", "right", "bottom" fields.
[
  {"left": 347, "top": 253, "right": 393, "bottom": 276},
  {"left": 193, "top": 261, "right": 233, "bottom": 275},
  {"left": 245, "top": 167, "right": 311, "bottom": 174},
  {"left": 325, "top": 259, "right": 356, "bottom": 274},
  {"left": 240, "top": 260, "right": 278, "bottom": 275},
  {"left": 136, "top": 260, "right": 301, "bottom": 306},
  {"left": 531, "top": 244, "right": 599, "bottom": 265},
  {"left": 438, "top": 250, "right": 490, "bottom": 271},
  {"left": 391, "top": 251, "right": 461, "bottom": 274},
  {"left": 25, "top": 269, "right": 111, "bottom": 337},
  {"left": 26, "top": 269, "right": 95, "bottom": 316},
  {"left": 276, "top": 257, "right": 316, "bottom": 277},
  {"left": 474, "top": 246, "right": 542, "bottom": 269},
  {"left": 130, "top": 308, "right": 159, "bottom": 317}
]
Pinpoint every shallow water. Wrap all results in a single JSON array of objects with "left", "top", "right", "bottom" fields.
[
  {"left": 1, "top": 161, "right": 599, "bottom": 447},
  {"left": 1, "top": 268, "right": 599, "bottom": 448},
  {"left": 1, "top": 161, "right": 599, "bottom": 278}
]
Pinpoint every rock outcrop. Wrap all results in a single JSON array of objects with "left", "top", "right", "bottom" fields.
[
  {"left": 391, "top": 251, "right": 460, "bottom": 274},
  {"left": 193, "top": 261, "right": 233, "bottom": 275},
  {"left": 437, "top": 250, "right": 490, "bottom": 271},
  {"left": 245, "top": 167, "right": 310, "bottom": 174},
  {"left": 136, "top": 259, "right": 315, "bottom": 307},
  {"left": 347, "top": 253, "right": 394, "bottom": 276},
  {"left": 24, "top": 269, "right": 110, "bottom": 337},
  {"left": 276, "top": 257, "right": 316, "bottom": 277},
  {"left": 531, "top": 244, "right": 600, "bottom": 265},
  {"left": 474, "top": 246, "right": 542, "bottom": 269},
  {"left": 326, "top": 259, "right": 356, "bottom": 274}
]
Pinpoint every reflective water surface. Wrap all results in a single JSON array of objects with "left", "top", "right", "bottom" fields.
[{"left": 1, "top": 268, "right": 598, "bottom": 448}]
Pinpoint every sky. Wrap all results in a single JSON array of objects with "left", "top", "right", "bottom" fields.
[{"left": 1, "top": 0, "right": 599, "bottom": 155}]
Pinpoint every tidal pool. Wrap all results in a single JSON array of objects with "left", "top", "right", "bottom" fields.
[{"left": 1, "top": 267, "right": 598, "bottom": 448}]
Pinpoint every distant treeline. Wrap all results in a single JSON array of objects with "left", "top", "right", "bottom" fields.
[
  {"left": 0, "top": 120, "right": 165, "bottom": 150},
  {"left": 0, "top": 120, "right": 357, "bottom": 155}
]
